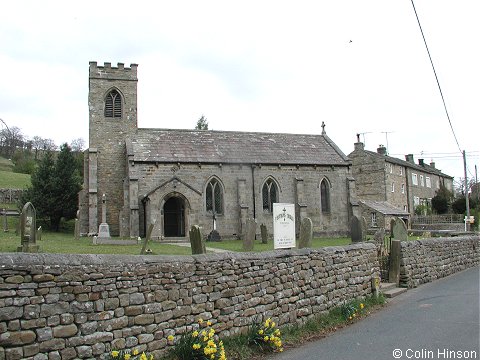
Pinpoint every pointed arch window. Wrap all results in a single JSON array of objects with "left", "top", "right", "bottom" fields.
[
  {"left": 206, "top": 178, "right": 223, "bottom": 214},
  {"left": 320, "top": 179, "right": 330, "bottom": 213},
  {"left": 105, "top": 89, "right": 122, "bottom": 118},
  {"left": 262, "top": 178, "right": 278, "bottom": 212}
]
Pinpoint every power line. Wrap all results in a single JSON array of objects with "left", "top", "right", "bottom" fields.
[{"left": 410, "top": 0, "right": 463, "bottom": 154}]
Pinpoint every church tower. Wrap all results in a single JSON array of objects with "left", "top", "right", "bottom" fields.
[{"left": 79, "top": 62, "right": 138, "bottom": 236}]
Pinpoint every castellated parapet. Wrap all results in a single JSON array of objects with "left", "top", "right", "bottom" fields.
[{"left": 88, "top": 61, "right": 138, "bottom": 80}]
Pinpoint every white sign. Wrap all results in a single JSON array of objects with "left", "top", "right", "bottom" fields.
[{"left": 273, "top": 203, "right": 296, "bottom": 249}]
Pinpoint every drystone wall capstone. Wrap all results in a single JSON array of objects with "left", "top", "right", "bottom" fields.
[
  {"left": 0, "top": 243, "right": 378, "bottom": 359},
  {"left": 399, "top": 235, "right": 479, "bottom": 288}
]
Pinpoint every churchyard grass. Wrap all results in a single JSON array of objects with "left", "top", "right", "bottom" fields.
[{"left": 0, "top": 169, "right": 31, "bottom": 188}]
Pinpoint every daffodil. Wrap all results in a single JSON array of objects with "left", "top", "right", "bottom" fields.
[
  {"left": 111, "top": 351, "right": 119, "bottom": 358},
  {"left": 167, "top": 335, "right": 175, "bottom": 342}
]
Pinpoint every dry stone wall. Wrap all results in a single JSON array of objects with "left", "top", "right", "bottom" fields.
[
  {"left": 0, "top": 244, "right": 378, "bottom": 359},
  {"left": 399, "top": 235, "right": 479, "bottom": 288}
]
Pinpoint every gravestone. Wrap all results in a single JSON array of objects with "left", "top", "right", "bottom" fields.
[
  {"left": 37, "top": 226, "right": 42, "bottom": 241},
  {"left": 350, "top": 215, "right": 364, "bottom": 243},
  {"left": 189, "top": 225, "right": 206, "bottom": 255},
  {"left": 361, "top": 217, "right": 368, "bottom": 241},
  {"left": 243, "top": 218, "right": 256, "bottom": 251},
  {"left": 2, "top": 209, "right": 8, "bottom": 232},
  {"left": 298, "top": 217, "right": 313, "bottom": 249},
  {"left": 260, "top": 223, "right": 268, "bottom": 244},
  {"left": 374, "top": 228, "right": 385, "bottom": 248},
  {"left": 98, "top": 194, "right": 111, "bottom": 238},
  {"left": 74, "top": 210, "right": 80, "bottom": 240},
  {"left": 18, "top": 202, "right": 39, "bottom": 253},
  {"left": 207, "top": 229, "right": 221, "bottom": 242},
  {"left": 140, "top": 224, "right": 155, "bottom": 255},
  {"left": 392, "top": 217, "right": 408, "bottom": 241}
]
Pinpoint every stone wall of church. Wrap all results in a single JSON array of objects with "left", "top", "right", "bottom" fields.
[
  {"left": 134, "top": 162, "right": 352, "bottom": 239},
  {"left": 0, "top": 243, "right": 378, "bottom": 359}
]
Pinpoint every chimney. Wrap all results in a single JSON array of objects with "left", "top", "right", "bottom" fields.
[
  {"left": 405, "top": 154, "right": 414, "bottom": 163},
  {"left": 419, "top": 159, "right": 424, "bottom": 167},
  {"left": 354, "top": 134, "right": 364, "bottom": 151},
  {"left": 377, "top": 145, "right": 387, "bottom": 155},
  {"left": 430, "top": 161, "right": 435, "bottom": 168}
]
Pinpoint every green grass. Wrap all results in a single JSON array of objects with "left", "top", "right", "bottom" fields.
[
  {"left": 0, "top": 169, "right": 31, "bottom": 188},
  {"left": 0, "top": 156, "right": 14, "bottom": 172},
  {"left": 205, "top": 237, "right": 351, "bottom": 252}
]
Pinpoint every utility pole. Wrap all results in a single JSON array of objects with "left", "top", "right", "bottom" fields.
[
  {"left": 381, "top": 131, "right": 394, "bottom": 154},
  {"left": 463, "top": 150, "right": 470, "bottom": 231}
]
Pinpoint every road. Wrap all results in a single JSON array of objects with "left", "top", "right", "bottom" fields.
[{"left": 269, "top": 266, "right": 479, "bottom": 360}]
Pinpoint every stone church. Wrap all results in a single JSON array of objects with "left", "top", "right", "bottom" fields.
[{"left": 79, "top": 62, "right": 359, "bottom": 239}]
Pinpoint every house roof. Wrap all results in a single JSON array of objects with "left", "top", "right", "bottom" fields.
[
  {"left": 128, "top": 128, "right": 351, "bottom": 166},
  {"left": 359, "top": 200, "right": 410, "bottom": 216},
  {"left": 362, "top": 150, "right": 453, "bottom": 179}
]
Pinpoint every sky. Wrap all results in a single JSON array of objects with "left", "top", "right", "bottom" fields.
[{"left": 1, "top": 0, "right": 478, "bottom": 184}]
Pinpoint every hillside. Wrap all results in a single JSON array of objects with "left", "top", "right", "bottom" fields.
[{"left": 0, "top": 157, "right": 31, "bottom": 188}]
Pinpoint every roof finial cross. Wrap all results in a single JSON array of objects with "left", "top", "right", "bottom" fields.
[{"left": 321, "top": 121, "right": 326, "bottom": 135}]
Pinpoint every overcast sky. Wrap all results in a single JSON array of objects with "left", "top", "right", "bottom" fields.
[{"left": 1, "top": 1, "right": 478, "bottom": 183}]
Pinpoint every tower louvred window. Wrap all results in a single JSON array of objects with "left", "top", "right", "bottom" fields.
[{"left": 105, "top": 89, "right": 122, "bottom": 118}]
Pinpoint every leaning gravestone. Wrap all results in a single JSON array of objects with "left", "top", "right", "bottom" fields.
[
  {"left": 243, "top": 218, "right": 256, "bottom": 251},
  {"left": 298, "top": 217, "right": 313, "bottom": 249},
  {"left": 350, "top": 215, "right": 363, "bottom": 243},
  {"left": 18, "top": 202, "right": 39, "bottom": 253},
  {"left": 2, "top": 209, "right": 8, "bottom": 232},
  {"left": 392, "top": 217, "right": 408, "bottom": 241},
  {"left": 260, "top": 223, "right": 268, "bottom": 244},
  {"left": 189, "top": 225, "right": 206, "bottom": 255}
]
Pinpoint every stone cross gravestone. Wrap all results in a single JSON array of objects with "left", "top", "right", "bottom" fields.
[
  {"left": 243, "top": 218, "right": 256, "bottom": 251},
  {"left": 298, "top": 217, "right": 313, "bottom": 249},
  {"left": 18, "top": 202, "right": 39, "bottom": 253},
  {"left": 74, "top": 210, "right": 80, "bottom": 240},
  {"left": 392, "top": 217, "right": 408, "bottom": 241},
  {"left": 140, "top": 224, "right": 155, "bottom": 255},
  {"left": 98, "top": 194, "right": 111, "bottom": 238},
  {"left": 350, "top": 215, "right": 364, "bottom": 243},
  {"left": 260, "top": 223, "right": 268, "bottom": 244},
  {"left": 189, "top": 225, "right": 206, "bottom": 255}
]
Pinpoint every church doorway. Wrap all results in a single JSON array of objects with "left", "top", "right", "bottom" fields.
[{"left": 163, "top": 196, "right": 186, "bottom": 237}]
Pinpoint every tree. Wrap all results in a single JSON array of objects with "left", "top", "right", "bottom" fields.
[
  {"left": 431, "top": 184, "right": 453, "bottom": 214},
  {"left": 195, "top": 115, "right": 209, "bottom": 130},
  {"left": 21, "top": 144, "right": 81, "bottom": 231},
  {"left": 21, "top": 150, "right": 56, "bottom": 220}
]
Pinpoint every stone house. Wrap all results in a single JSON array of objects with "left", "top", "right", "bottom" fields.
[
  {"left": 348, "top": 139, "right": 454, "bottom": 228},
  {"left": 78, "top": 62, "right": 359, "bottom": 239}
]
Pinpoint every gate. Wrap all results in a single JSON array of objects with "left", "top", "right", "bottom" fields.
[{"left": 378, "top": 235, "right": 392, "bottom": 281}]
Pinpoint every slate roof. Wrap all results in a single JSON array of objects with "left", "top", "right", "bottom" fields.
[
  {"left": 359, "top": 200, "right": 410, "bottom": 216},
  {"left": 363, "top": 150, "right": 453, "bottom": 179},
  {"left": 129, "top": 128, "right": 350, "bottom": 166}
]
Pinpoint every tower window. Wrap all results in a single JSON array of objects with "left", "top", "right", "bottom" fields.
[{"left": 105, "top": 89, "right": 122, "bottom": 118}]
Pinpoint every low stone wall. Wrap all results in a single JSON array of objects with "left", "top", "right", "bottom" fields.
[
  {"left": 0, "top": 244, "right": 378, "bottom": 360},
  {"left": 0, "top": 189, "right": 23, "bottom": 205},
  {"left": 399, "top": 235, "right": 479, "bottom": 288}
]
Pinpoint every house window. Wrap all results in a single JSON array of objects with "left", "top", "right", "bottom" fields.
[
  {"left": 105, "top": 89, "right": 122, "bottom": 118},
  {"left": 401, "top": 184, "right": 405, "bottom": 194},
  {"left": 320, "top": 179, "right": 330, "bottom": 213},
  {"left": 420, "top": 175, "right": 424, "bottom": 187},
  {"left": 399, "top": 167, "right": 403, "bottom": 176},
  {"left": 414, "top": 196, "right": 420, "bottom": 206},
  {"left": 206, "top": 178, "right": 223, "bottom": 214},
  {"left": 412, "top": 173, "right": 418, "bottom": 185},
  {"left": 390, "top": 164, "right": 393, "bottom": 174},
  {"left": 404, "top": 205, "right": 407, "bottom": 211},
  {"left": 391, "top": 183, "right": 395, "bottom": 192},
  {"left": 371, "top": 212, "right": 377, "bottom": 227},
  {"left": 262, "top": 178, "right": 278, "bottom": 213},
  {"left": 426, "top": 177, "right": 431, "bottom": 188}
]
